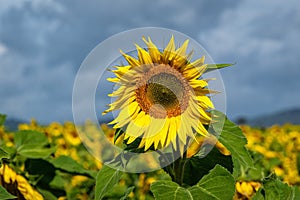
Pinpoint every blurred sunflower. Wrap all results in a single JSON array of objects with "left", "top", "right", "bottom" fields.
[
  {"left": 0, "top": 164, "right": 43, "bottom": 200},
  {"left": 103, "top": 36, "right": 214, "bottom": 153}
]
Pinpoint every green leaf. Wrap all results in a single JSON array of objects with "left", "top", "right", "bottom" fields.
[
  {"left": 0, "top": 114, "right": 6, "bottom": 126},
  {"left": 252, "top": 188, "right": 265, "bottom": 200},
  {"left": 212, "top": 110, "right": 254, "bottom": 178},
  {"left": 263, "top": 174, "right": 296, "bottom": 200},
  {"left": 295, "top": 187, "right": 300, "bottom": 200},
  {"left": 253, "top": 174, "right": 300, "bottom": 200},
  {"left": 0, "top": 147, "right": 9, "bottom": 167},
  {"left": 120, "top": 186, "right": 135, "bottom": 200},
  {"left": 14, "top": 130, "right": 48, "bottom": 147},
  {"left": 205, "top": 63, "right": 235, "bottom": 73},
  {"left": 37, "top": 188, "right": 59, "bottom": 200},
  {"left": 17, "top": 144, "right": 55, "bottom": 159},
  {"left": 151, "top": 181, "right": 193, "bottom": 200},
  {"left": 94, "top": 165, "right": 123, "bottom": 200},
  {"left": 49, "top": 173, "right": 67, "bottom": 190},
  {"left": 50, "top": 155, "right": 96, "bottom": 178},
  {"left": 191, "top": 165, "right": 235, "bottom": 199},
  {"left": 151, "top": 165, "right": 235, "bottom": 200},
  {"left": 0, "top": 185, "right": 17, "bottom": 200},
  {"left": 183, "top": 147, "right": 233, "bottom": 186},
  {"left": 25, "top": 159, "right": 56, "bottom": 187}
]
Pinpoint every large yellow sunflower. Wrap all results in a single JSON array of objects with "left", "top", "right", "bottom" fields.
[{"left": 103, "top": 36, "right": 215, "bottom": 153}]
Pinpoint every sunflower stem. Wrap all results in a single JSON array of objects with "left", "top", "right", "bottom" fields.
[{"left": 173, "top": 150, "right": 187, "bottom": 186}]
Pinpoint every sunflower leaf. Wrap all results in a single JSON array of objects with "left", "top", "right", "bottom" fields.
[
  {"left": 205, "top": 63, "right": 235, "bottom": 73},
  {"left": 151, "top": 165, "right": 235, "bottom": 200},
  {"left": 0, "top": 186, "right": 17, "bottom": 200},
  {"left": 50, "top": 155, "right": 96, "bottom": 178},
  {"left": 183, "top": 147, "right": 233, "bottom": 186},
  {"left": 211, "top": 110, "right": 254, "bottom": 179},
  {"left": 95, "top": 165, "right": 123, "bottom": 200},
  {"left": 25, "top": 159, "right": 56, "bottom": 189},
  {"left": 0, "top": 147, "right": 9, "bottom": 167},
  {"left": 14, "top": 130, "right": 48, "bottom": 147},
  {"left": 17, "top": 144, "right": 55, "bottom": 159},
  {"left": 253, "top": 173, "right": 299, "bottom": 200}
]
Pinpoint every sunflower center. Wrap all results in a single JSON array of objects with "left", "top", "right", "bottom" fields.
[
  {"left": 146, "top": 73, "right": 183, "bottom": 110},
  {"left": 136, "top": 64, "right": 190, "bottom": 118}
]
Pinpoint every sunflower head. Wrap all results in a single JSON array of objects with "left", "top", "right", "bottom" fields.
[{"left": 104, "top": 36, "right": 215, "bottom": 154}]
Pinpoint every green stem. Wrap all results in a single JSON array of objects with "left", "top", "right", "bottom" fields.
[{"left": 173, "top": 150, "right": 187, "bottom": 186}]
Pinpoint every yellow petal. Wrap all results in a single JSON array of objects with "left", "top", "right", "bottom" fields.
[
  {"left": 144, "top": 136, "right": 155, "bottom": 150},
  {"left": 120, "top": 50, "right": 140, "bottom": 67},
  {"left": 157, "top": 119, "right": 170, "bottom": 147},
  {"left": 188, "top": 79, "right": 208, "bottom": 88},
  {"left": 189, "top": 99, "right": 211, "bottom": 120},
  {"left": 107, "top": 77, "right": 120, "bottom": 83},
  {"left": 138, "top": 138, "right": 146, "bottom": 149},
  {"left": 144, "top": 117, "right": 165, "bottom": 138},
  {"left": 175, "top": 39, "right": 189, "bottom": 56},
  {"left": 135, "top": 44, "right": 153, "bottom": 65},
  {"left": 127, "top": 135, "right": 137, "bottom": 144},
  {"left": 162, "top": 35, "right": 175, "bottom": 62},
  {"left": 195, "top": 96, "right": 214, "bottom": 109},
  {"left": 190, "top": 118, "right": 208, "bottom": 136},
  {"left": 183, "top": 64, "right": 207, "bottom": 80},
  {"left": 109, "top": 101, "right": 139, "bottom": 128},
  {"left": 111, "top": 65, "right": 131, "bottom": 77},
  {"left": 103, "top": 93, "right": 135, "bottom": 115},
  {"left": 167, "top": 117, "right": 177, "bottom": 149},
  {"left": 126, "top": 111, "right": 149, "bottom": 138},
  {"left": 108, "top": 86, "right": 135, "bottom": 97},
  {"left": 142, "top": 36, "right": 161, "bottom": 63}
]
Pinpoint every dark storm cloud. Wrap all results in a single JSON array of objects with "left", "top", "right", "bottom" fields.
[
  {"left": 199, "top": 0, "right": 300, "bottom": 118},
  {"left": 0, "top": 0, "right": 299, "bottom": 122}
]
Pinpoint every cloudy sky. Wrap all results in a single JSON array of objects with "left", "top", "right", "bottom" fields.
[{"left": 0, "top": 0, "right": 299, "bottom": 123}]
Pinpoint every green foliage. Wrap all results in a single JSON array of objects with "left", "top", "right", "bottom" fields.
[
  {"left": 14, "top": 130, "right": 55, "bottom": 159},
  {"left": 252, "top": 174, "right": 300, "bottom": 200},
  {"left": 205, "top": 63, "right": 235, "bottom": 73},
  {"left": 183, "top": 147, "right": 233, "bottom": 186},
  {"left": 25, "top": 159, "right": 56, "bottom": 186},
  {"left": 151, "top": 165, "right": 235, "bottom": 200},
  {"left": 0, "top": 185, "right": 16, "bottom": 200},
  {"left": 0, "top": 127, "right": 96, "bottom": 199},
  {"left": 37, "top": 188, "right": 58, "bottom": 200},
  {"left": 0, "top": 148, "right": 9, "bottom": 167},
  {"left": 212, "top": 110, "right": 254, "bottom": 178},
  {"left": 1, "top": 112, "right": 299, "bottom": 199},
  {"left": 94, "top": 165, "right": 123, "bottom": 200},
  {"left": 120, "top": 186, "right": 135, "bottom": 200},
  {"left": 14, "top": 130, "right": 48, "bottom": 147},
  {"left": 17, "top": 144, "right": 56, "bottom": 159},
  {"left": 50, "top": 155, "right": 96, "bottom": 178}
]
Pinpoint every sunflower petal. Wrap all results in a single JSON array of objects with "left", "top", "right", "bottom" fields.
[
  {"left": 162, "top": 35, "right": 176, "bottom": 62},
  {"left": 142, "top": 36, "right": 161, "bottom": 63},
  {"left": 175, "top": 39, "right": 189, "bottom": 56},
  {"left": 120, "top": 50, "right": 140, "bottom": 67},
  {"left": 135, "top": 44, "right": 153, "bottom": 65}
]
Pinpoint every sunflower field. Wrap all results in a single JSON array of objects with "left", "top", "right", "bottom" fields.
[
  {"left": 0, "top": 113, "right": 300, "bottom": 200},
  {"left": 1, "top": 35, "right": 300, "bottom": 200}
]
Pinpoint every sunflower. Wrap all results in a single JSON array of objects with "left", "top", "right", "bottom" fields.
[
  {"left": 0, "top": 164, "right": 44, "bottom": 200},
  {"left": 103, "top": 36, "right": 215, "bottom": 154}
]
